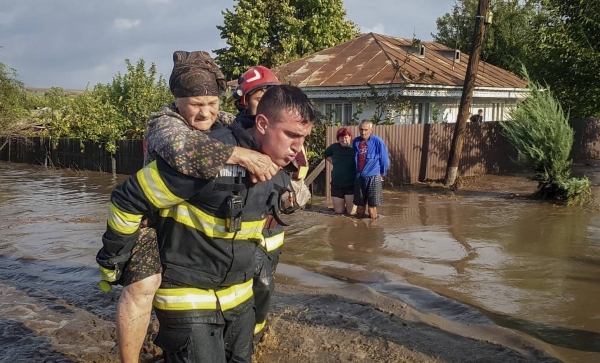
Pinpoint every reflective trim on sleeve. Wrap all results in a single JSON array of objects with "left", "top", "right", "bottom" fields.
[
  {"left": 99, "top": 265, "right": 118, "bottom": 282},
  {"left": 137, "top": 161, "right": 184, "bottom": 209},
  {"left": 159, "top": 202, "right": 265, "bottom": 240},
  {"left": 254, "top": 320, "right": 267, "bottom": 335},
  {"left": 153, "top": 279, "right": 253, "bottom": 312},
  {"left": 296, "top": 166, "right": 309, "bottom": 180},
  {"left": 261, "top": 231, "right": 284, "bottom": 252},
  {"left": 107, "top": 203, "right": 142, "bottom": 235}
]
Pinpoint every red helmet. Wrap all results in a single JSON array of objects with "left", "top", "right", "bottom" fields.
[{"left": 233, "top": 66, "right": 281, "bottom": 107}]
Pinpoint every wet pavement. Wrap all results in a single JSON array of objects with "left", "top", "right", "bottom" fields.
[{"left": 1, "top": 161, "right": 599, "bottom": 362}]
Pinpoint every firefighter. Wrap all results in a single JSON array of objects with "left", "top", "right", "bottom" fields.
[
  {"left": 97, "top": 74, "right": 315, "bottom": 363},
  {"left": 101, "top": 52, "right": 283, "bottom": 363},
  {"left": 232, "top": 66, "right": 312, "bottom": 335}
]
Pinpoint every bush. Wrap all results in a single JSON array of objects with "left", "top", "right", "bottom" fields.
[
  {"left": 41, "top": 59, "right": 172, "bottom": 152},
  {"left": 501, "top": 74, "right": 592, "bottom": 205},
  {"left": 0, "top": 62, "right": 28, "bottom": 133},
  {"left": 304, "top": 109, "right": 339, "bottom": 168}
]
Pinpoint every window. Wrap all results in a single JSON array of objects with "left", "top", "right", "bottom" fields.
[
  {"left": 324, "top": 103, "right": 353, "bottom": 124},
  {"left": 417, "top": 103, "right": 431, "bottom": 124},
  {"left": 491, "top": 103, "right": 503, "bottom": 121}
]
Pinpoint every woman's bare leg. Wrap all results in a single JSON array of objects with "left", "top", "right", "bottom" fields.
[
  {"left": 344, "top": 195, "right": 355, "bottom": 215},
  {"left": 116, "top": 274, "right": 161, "bottom": 363},
  {"left": 332, "top": 197, "right": 346, "bottom": 214}
]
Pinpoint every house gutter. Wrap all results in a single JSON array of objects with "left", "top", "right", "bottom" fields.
[{"left": 299, "top": 84, "right": 529, "bottom": 99}]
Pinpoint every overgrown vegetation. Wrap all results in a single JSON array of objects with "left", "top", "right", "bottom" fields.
[
  {"left": 1, "top": 59, "right": 173, "bottom": 152},
  {"left": 304, "top": 110, "right": 339, "bottom": 168},
  {"left": 0, "top": 62, "right": 30, "bottom": 134},
  {"left": 501, "top": 73, "right": 592, "bottom": 205}
]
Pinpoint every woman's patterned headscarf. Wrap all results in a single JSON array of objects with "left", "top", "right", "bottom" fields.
[{"left": 169, "top": 51, "right": 227, "bottom": 97}]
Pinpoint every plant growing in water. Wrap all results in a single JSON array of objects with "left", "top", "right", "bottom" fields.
[{"left": 501, "top": 72, "right": 592, "bottom": 206}]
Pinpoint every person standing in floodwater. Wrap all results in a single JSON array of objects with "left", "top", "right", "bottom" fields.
[
  {"left": 353, "top": 120, "right": 389, "bottom": 219},
  {"left": 324, "top": 127, "right": 356, "bottom": 215}
]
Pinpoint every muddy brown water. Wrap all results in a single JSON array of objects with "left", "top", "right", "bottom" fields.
[{"left": 1, "top": 162, "right": 599, "bottom": 362}]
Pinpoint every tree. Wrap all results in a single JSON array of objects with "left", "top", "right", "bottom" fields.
[
  {"left": 0, "top": 61, "right": 28, "bottom": 131},
  {"left": 530, "top": 0, "right": 600, "bottom": 117},
  {"left": 501, "top": 71, "right": 591, "bottom": 205},
  {"left": 43, "top": 58, "right": 172, "bottom": 152},
  {"left": 214, "top": 0, "right": 358, "bottom": 80},
  {"left": 435, "top": 0, "right": 600, "bottom": 117},
  {"left": 95, "top": 58, "right": 172, "bottom": 139},
  {"left": 434, "top": 0, "right": 542, "bottom": 76}
]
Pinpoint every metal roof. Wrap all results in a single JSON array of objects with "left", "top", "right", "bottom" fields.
[{"left": 273, "top": 33, "right": 526, "bottom": 89}]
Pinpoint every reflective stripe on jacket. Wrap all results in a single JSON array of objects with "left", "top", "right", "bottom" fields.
[{"left": 153, "top": 279, "right": 253, "bottom": 311}]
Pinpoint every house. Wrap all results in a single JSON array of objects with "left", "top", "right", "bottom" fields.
[{"left": 273, "top": 33, "right": 527, "bottom": 125}]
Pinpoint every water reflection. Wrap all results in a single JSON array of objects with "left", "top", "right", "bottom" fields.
[
  {"left": 283, "top": 214, "right": 387, "bottom": 284},
  {"left": 288, "top": 191, "right": 600, "bottom": 362}
]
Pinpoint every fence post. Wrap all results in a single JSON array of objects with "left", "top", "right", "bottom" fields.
[{"left": 111, "top": 153, "right": 117, "bottom": 177}]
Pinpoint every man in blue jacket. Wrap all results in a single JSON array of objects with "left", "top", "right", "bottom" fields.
[{"left": 353, "top": 120, "right": 390, "bottom": 219}]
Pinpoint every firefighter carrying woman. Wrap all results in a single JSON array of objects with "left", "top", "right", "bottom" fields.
[{"left": 96, "top": 50, "right": 315, "bottom": 362}]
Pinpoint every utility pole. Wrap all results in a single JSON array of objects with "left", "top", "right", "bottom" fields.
[{"left": 444, "top": 0, "right": 491, "bottom": 186}]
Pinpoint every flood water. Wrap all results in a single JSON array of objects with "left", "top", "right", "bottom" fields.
[{"left": 1, "top": 161, "right": 599, "bottom": 362}]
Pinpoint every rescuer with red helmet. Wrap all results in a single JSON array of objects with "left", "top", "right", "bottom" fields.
[{"left": 230, "top": 66, "right": 311, "bottom": 339}]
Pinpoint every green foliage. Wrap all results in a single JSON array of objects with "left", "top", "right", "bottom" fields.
[
  {"left": 41, "top": 59, "right": 172, "bottom": 151},
  {"left": 559, "top": 177, "right": 592, "bottom": 206},
  {"left": 434, "top": 0, "right": 600, "bottom": 117},
  {"left": 215, "top": 0, "right": 358, "bottom": 80},
  {"left": 219, "top": 90, "right": 240, "bottom": 116},
  {"left": 95, "top": 59, "right": 172, "bottom": 139},
  {"left": 304, "top": 109, "right": 339, "bottom": 168},
  {"left": 501, "top": 72, "right": 592, "bottom": 205},
  {"left": 531, "top": 0, "right": 600, "bottom": 117},
  {"left": 0, "top": 61, "right": 28, "bottom": 132},
  {"left": 43, "top": 89, "right": 124, "bottom": 152},
  {"left": 434, "top": 0, "right": 542, "bottom": 76},
  {"left": 431, "top": 103, "right": 441, "bottom": 123}
]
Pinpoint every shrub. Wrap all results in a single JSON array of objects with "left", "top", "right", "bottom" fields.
[
  {"left": 41, "top": 59, "right": 172, "bottom": 152},
  {"left": 502, "top": 74, "right": 592, "bottom": 205}
]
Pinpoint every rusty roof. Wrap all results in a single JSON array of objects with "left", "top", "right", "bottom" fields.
[{"left": 273, "top": 33, "right": 526, "bottom": 89}]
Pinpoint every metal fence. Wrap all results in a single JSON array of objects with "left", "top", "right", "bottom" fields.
[
  {"left": 2, "top": 118, "right": 599, "bottom": 195},
  {"left": 0, "top": 137, "right": 144, "bottom": 175},
  {"left": 570, "top": 118, "right": 600, "bottom": 161},
  {"left": 324, "top": 119, "right": 600, "bottom": 199}
]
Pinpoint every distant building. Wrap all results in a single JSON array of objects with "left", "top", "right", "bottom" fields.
[{"left": 273, "top": 33, "right": 527, "bottom": 125}]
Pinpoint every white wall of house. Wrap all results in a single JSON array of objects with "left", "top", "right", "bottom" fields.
[{"left": 311, "top": 97, "right": 519, "bottom": 125}]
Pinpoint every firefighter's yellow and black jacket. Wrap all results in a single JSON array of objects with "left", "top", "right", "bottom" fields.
[{"left": 97, "top": 120, "right": 290, "bottom": 326}]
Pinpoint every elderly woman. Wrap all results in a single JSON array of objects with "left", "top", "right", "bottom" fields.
[{"left": 324, "top": 127, "right": 356, "bottom": 214}]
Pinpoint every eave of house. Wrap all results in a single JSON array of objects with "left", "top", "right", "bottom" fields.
[{"left": 300, "top": 84, "right": 529, "bottom": 100}]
